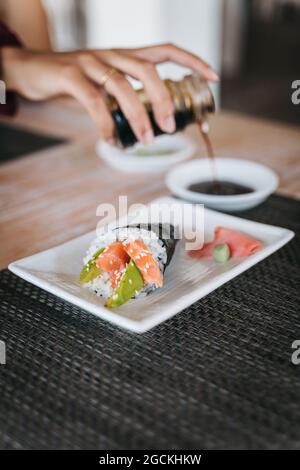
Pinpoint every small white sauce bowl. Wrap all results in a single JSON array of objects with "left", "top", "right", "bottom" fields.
[
  {"left": 165, "top": 158, "right": 279, "bottom": 212},
  {"left": 96, "top": 134, "right": 195, "bottom": 174}
]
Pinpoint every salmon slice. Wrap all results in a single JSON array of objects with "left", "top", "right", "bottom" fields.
[
  {"left": 123, "top": 239, "right": 163, "bottom": 287},
  {"left": 190, "top": 226, "right": 262, "bottom": 258},
  {"left": 96, "top": 241, "right": 130, "bottom": 288}
]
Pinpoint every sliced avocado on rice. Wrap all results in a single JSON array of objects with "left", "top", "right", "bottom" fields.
[
  {"left": 106, "top": 260, "right": 144, "bottom": 308},
  {"left": 80, "top": 247, "right": 105, "bottom": 284}
]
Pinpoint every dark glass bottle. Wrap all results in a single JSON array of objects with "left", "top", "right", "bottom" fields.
[{"left": 107, "top": 74, "right": 215, "bottom": 147}]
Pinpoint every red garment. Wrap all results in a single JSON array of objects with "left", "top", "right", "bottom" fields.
[{"left": 0, "top": 20, "right": 22, "bottom": 115}]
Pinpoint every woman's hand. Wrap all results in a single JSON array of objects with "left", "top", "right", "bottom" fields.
[{"left": 2, "top": 44, "right": 219, "bottom": 144}]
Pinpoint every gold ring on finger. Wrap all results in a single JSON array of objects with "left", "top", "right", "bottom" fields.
[{"left": 100, "top": 67, "right": 118, "bottom": 86}]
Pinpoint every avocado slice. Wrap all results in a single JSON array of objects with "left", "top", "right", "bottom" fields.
[
  {"left": 106, "top": 259, "right": 144, "bottom": 308},
  {"left": 80, "top": 247, "right": 105, "bottom": 284}
]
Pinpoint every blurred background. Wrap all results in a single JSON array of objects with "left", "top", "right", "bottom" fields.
[{"left": 1, "top": 0, "right": 299, "bottom": 124}]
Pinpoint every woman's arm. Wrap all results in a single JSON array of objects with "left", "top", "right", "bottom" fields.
[{"left": 2, "top": 0, "right": 51, "bottom": 50}]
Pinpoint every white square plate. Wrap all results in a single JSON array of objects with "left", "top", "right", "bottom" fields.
[{"left": 9, "top": 197, "right": 294, "bottom": 333}]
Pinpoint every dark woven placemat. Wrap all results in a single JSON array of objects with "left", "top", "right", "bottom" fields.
[
  {"left": 0, "top": 194, "right": 299, "bottom": 450},
  {"left": 0, "top": 123, "right": 66, "bottom": 164}
]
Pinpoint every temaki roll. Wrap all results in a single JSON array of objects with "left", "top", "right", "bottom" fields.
[{"left": 80, "top": 224, "right": 178, "bottom": 308}]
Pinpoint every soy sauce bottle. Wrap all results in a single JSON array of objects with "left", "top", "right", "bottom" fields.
[{"left": 107, "top": 74, "right": 215, "bottom": 147}]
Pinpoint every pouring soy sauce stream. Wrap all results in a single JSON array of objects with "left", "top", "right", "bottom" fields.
[
  {"left": 198, "top": 120, "right": 219, "bottom": 186},
  {"left": 188, "top": 120, "right": 253, "bottom": 196}
]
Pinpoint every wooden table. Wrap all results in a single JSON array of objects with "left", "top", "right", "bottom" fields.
[{"left": 0, "top": 98, "right": 299, "bottom": 269}]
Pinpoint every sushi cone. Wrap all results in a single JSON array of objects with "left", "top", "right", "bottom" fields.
[{"left": 81, "top": 223, "right": 178, "bottom": 308}]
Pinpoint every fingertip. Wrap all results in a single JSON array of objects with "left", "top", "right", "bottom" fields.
[
  {"left": 106, "top": 137, "right": 117, "bottom": 146},
  {"left": 159, "top": 114, "right": 176, "bottom": 134},
  {"left": 206, "top": 68, "right": 220, "bottom": 82},
  {"left": 142, "top": 128, "right": 154, "bottom": 145}
]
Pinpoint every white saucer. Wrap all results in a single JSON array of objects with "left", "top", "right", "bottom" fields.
[
  {"left": 96, "top": 134, "right": 195, "bottom": 174},
  {"left": 165, "top": 158, "right": 279, "bottom": 212}
]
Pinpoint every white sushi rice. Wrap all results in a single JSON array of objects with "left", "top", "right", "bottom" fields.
[{"left": 83, "top": 227, "right": 167, "bottom": 300}]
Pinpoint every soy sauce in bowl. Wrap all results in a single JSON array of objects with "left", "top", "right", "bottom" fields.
[{"left": 188, "top": 180, "right": 254, "bottom": 196}]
